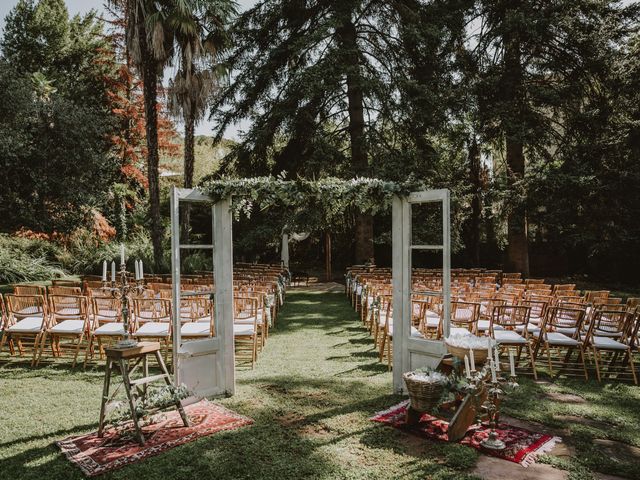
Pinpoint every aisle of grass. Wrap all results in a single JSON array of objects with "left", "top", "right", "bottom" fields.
[{"left": 0, "top": 289, "right": 478, "bottom": 480}]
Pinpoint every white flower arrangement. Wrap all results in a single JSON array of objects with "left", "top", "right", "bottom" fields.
[
  {"left": 410, "top": 369, "right": 448, "bottom": 384},
  {"left": 445, "top": 332, "right": 495, "bottom": 350}
]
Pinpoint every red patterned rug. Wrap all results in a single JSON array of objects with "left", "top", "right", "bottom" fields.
[
  {"left": 371, "top": 401, "right": 560, "bottom": 467},
  {"left": 57, "top": 400, "right": 253, "bottom": 477}
]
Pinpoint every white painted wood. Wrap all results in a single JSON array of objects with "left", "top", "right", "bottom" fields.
[
  {"left": 170, "top": 187, "right": 234, "bottom": 398},
  {"left": 407, "top": 189, "right": 448, "bottom": 204},
  {"left": 392, "top": 196, "right": 406, "bottom": 392},
  {"left": 442, "top": 189, "right": 451, "bottom": 339},
  {"left": 170, "top": 187, "right": 182, "bottom": 381},
  {"left": 393, "top": 189, "right": 452, "bottom": 393},
  {"left": 175, "top": 188, "right": 212, "bottom": 203},
  {"left": 213, "top": 198, "right": 236, "bottom": 395}
]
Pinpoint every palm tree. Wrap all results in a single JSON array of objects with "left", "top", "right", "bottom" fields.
[
  {"left": 113, "top": 0, "right": 174, "bottom": 271},
  {"left": 167, "top": 0, "right": 236, "bottom": 237}
]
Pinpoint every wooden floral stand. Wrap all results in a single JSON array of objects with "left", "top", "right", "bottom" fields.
[
  {"left": 98, "top": 342, "right": 190, "bottom": 445},
  {"left": 404, "top": 356, "right": 489, "bottom": 442}
]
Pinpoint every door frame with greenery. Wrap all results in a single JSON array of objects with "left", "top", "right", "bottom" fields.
[{"left": 170, "top": 181, "right": 451, "bottom": 395}]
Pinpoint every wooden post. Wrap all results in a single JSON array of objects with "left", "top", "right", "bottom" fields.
[{"left": 324, "top": 231, "right": 332, "bottom": 282}]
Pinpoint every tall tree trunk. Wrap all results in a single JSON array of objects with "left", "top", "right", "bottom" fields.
[
  {"left": 141, "top": 57, "right": 162, "bottom": 271},
  {"left": 338, "top": 17, "right": 374, "bottom": 264},
  {"left": 181, "top": 110, "right": 195, "bottom": 245},
  {"left": 503, "top": 18, "right": 529, "bottom": 276},
  {"left": 466, "top": 136, "right": 482, "bottom": 267}
]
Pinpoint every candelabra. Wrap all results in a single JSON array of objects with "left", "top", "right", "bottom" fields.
[
  {"left": 479, "top": 372, "right": 519, "bottom": 451},
  {"left": 102, "top": 261, "right": 145, "bottom": 349},
  {"left": 461, "top": 351, "right": 519, "bottom": 451}
]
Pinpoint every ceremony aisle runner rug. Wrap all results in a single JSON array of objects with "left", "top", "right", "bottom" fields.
[
  {"left": 371, "top": 400, "right": 561, "bottom": 467},
  {"left": 58, "top": 400, "right": 253, "bottom": 477}
]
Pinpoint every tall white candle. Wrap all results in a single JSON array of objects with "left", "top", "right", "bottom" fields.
[
  {"left": 120, "top": 244, "right": 125, "bottom": 265},
  {"left": 494, "top": 347, "right": 500, "bottom": 371},
  {"left": 490, "top": 359, "right": 497, "bottom": 383},
  {"left": 469, "top": 348, "right": 475, "bottom": 371},
  {"left": 102, "top": 260, "right": 107, "bottom": 281},
  {"left": 509, "top": 350, "right": 516, "bottom": 377},
  {"left": 139, "top": 260, "right": 144, "bottom": 279},
  {"left": 111, "top": 261, "right": 116, "bottom": 282},
  {"left": 464, "top": 355, "right": 471, "bottom": 378}
]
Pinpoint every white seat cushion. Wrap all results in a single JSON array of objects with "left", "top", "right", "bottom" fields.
[
  {"left": 594, "top": 329, "right": 623, "bottom": 338},
  {"left": 234, "top": 324, "right": 255, "bottom": 336},
  {"left": 50, "top": 320, "right": 85, "bottom": 334},
  {"left": 8, "top": 316, "right": 43, "bottom": 333},
  {"left": 387, "top": 325, "right": 421, "bottom": 338},
  {"left": 592, "top": 336, "right": 628, "bottom": 350},
  {"left": 556, "top": 326, "right": 577, "bottom": 336},
  {"left": 450, "top": 327, "right": 473, "bottom": 336},
  {"left": 181, "top": 323, "right": 211, "bottom": 337},
  {"left": 493, "top": 330, "right": 527, "bottom": 344},
  {"left": 134, "top": 322, "right": 169, "bottom": 337},
  {"left": 515, "top": 324, "right": 540, "bottom": 335},
  {"left": 425, "top": 317, "right": 440, "bottom": 328},
  {"left": 235, "top": 317, "right": 258, "bottom": 325},
  {"left": 477, "top": 320, "right": 504, "bottom": 331},
  {"left": 94, "top": 323, "right": 125, "bottom": 336},
  {"left": 540, "top": 332, "right": 579, "bottom": 346},
  {"left": 529, "top": 315, "right": 543, "bottom": 325}
]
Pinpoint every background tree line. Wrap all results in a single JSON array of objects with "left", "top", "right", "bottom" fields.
[{"left": 0, "top": 0, "right": 639, "bottom": 283}]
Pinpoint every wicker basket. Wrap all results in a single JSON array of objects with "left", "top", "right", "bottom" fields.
[
  {"left": 403, "top": 372, "right": 445, "bottom": 413},
  {"left": 445, "top": 343, "right": 489, "bottom": 365}
]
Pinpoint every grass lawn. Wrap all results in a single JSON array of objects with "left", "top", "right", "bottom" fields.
[{"left": 1, "top": 289, "right": 639, "bottom": 479}]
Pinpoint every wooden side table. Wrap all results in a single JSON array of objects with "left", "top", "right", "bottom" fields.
[{"left": 98, "top": 341, "right": 189, "bottom": 445}]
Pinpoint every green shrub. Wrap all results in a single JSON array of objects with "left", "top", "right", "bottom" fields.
[{"left": 0, "top": 235, "right": 66, "bottom": 284}]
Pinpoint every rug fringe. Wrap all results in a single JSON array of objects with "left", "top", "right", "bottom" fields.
[
  {"left": 370, "top": 400, "right": 409, "bottom": 420},
  {"left": 520, "top": 435, "right": 562, "bottom": 468}
]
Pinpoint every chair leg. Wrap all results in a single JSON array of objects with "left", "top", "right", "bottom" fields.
[
  {"left": 36, "top": 331, "right": 49, "bottom": 366},
  {"left": 579, "top": 348, "right": 588, "bottom": 380},
  {"left": 545, "top": 342, "right": 553, "bottom": 376},
  {"left": 527, "top": 343, "right": 537, "bottom": 380},
  {"left": 627, "top": 349, "right": 638, "bottom": 385},
  {"left": 379, "top": 333, "right": 386, "bottom": 362},
  {"left": 72, "top": 334, "right": 84, "bottom": 368},
  {"left": 593, "top": 347, "right": 602, "bottom": 382},
  {"left": 84, "top": 335, "right": 94, "bottom": 368},
  {"left": 31, "top": 333, "right": 42, "bottom": 366}
]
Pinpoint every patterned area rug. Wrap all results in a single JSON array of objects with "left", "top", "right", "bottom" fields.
[
  {"left": 57, "top": 400, "right": 253, "bottom": 477},
  {"left": 371, "top": 400, "right": 560, "bottom": 467}
]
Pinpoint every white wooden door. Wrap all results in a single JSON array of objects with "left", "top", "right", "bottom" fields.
[
  {"left": 392, "top": 190, "right": 451, "bottom": 393},
  {"left": 170, "top": 187, "right": 235, "bottom": 397}
]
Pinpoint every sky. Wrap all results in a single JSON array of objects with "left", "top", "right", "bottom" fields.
[{"left": 0, "top": 0, "right": 257, "bottom": 139}]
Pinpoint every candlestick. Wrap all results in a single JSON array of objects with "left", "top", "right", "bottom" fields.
[
  {"left": 102, "top": 260, "right": 107, "bottom": 282},
  {"left": 120, "top": 244, "right": 125, "bottom": 265},
  {"left": 464, "top": 355, "right": 471, "bottom": 378},
  {"left": 509, "top": 350, "right": 516, "bottom": 377},
  {"left": 469, "top": 348, "right": 475, "bottom": 371},
  {"left": 494, "top": 347, "right": 500, "bottom": 371},
  {"left": 111, "top": 261, "right": 116, "bottom": 282}
]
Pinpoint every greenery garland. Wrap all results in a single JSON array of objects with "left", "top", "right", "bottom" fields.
[{"left": 200, "top": 176, "right": 428, "bottom": 230}]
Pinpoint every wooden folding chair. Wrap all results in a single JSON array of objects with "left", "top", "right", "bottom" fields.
[
  {"left": 85, "top": 296, "right": 124, "bottom": 365},
  {"left": 180, "top": 296, "right": 215, "bottom": 340},
  {"left": 233, "top": 296, "right": 258, "bottom": 368},
  {"left": 584, "top": 309, "right": 637, "bottom": 384},
  {"left": 535, "top": 306, "right": 588, "bottom": 379},
  {"left": 0, "top": 294, "right": 48, "bottom": 365},
  {"left": 449, "top": 301, "right": 480, "bottom": 336},
  {"left": 490, "top": 305, "right": 537, "bottom": 378},
  {"left": 132, "top": 298, "right": 172, "bottom": 362},
  {"left": 38, "top": 295, "right": 90, "bottom": 367}
]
